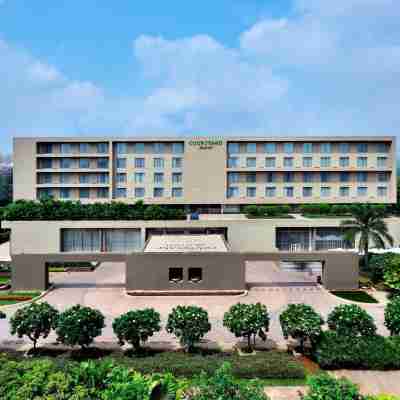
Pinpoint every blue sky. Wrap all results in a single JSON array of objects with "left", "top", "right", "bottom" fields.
[{"left": 0, "top": 0, "right": 399, "bottom": 153}]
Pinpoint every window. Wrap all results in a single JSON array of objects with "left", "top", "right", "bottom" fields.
[
  {"left": 339, "top": 143, "right": 349, "bottom": 154},
  {"left": 228, "top": 172, "right": 239, "bottom": 184},
  {"left": 153, "top": 187, "right": 164, "bottom": 197},
  {"left": 134, "top": 187, "right": 145, "bottom": 198},
  {"left": 62, "top": 229, "right": 100, "bottom": 252},
  {"left": 283, "top": 157, "right": 293, "bottom": 167},
  {"left": 134, "top": 143, "right": 145, "bottom": 153},
  {"left": 40, "top": 143, "right": 53, "bottom": 154},
  {"left": 357, "top": 143, "right": 368, "bottom": 153},
  {"left": 303, "top": 157, "right": 312, "bottom": 167},
  {"left": 60, "top": 174, "right": 70, "bottom": 184},
  {"left": 265, "top": 187, "right": 276, "bottom": 197},
  {"left": 321, "top": 187, "right": 331, "bottom": 197},
  {"left": 357, "top": 157, "right": 368, "bottom": 168},
  {"left": 172, "top": 142, "right": 184, "bottom": 154},
  {"left": 378, "top": 172, "right": 389, "bottom": 182},
  {"left": 116, "top": 188, "right": 127, "bottom": 198},
  {"left": 377, "top": 143, "right": 389, "bottom": 153},
  {"left": 284, "top": 187, "right": 294, "bottom": 197},
  {"left": 228, "top": 143, "right": 240, "bottom": 154},
  {"left": 97, "top": 173, "right": 108, "bottom": 184},
  {"left": 38, "top": 188, "right": 53, "bottom": 199},
  {"left": 134, "top": 157, "right": 145, "bottom": 168},
  {"left": 246, "top": 143, "right": 257, "bottom": 153},
  {"left": 153, "top": 143, "right": 165, "bottom": 154},
  {"left": 40, "top": 173, "right": 52, "bottom": 184},
  {"left": 172, "top": 157, "right": 182, "bottom": 168},
  {"left": 172, "top": 172, "right": 182, "bottom": 184},
  {"left": 79, "top": 188, "right": 90, "bottom": 199},
  {"left": 340, "top": 187, "right": 349, "bottom": 197},
  {"left": 116, "top": 143, "right": 127, "bottom": 154},
  {"left": 134, "top": 172, "right": 145, "bottom": 184},
  {"left": 116, "top": 173, "right": 126, "bottom": 183},
  {"left": 169, "top": 268, "right": 183, "bottom": 283},
  {"left": 284, "top": 172, "right": 294, "bottom": 183},
  {"left": 60, "top": 188, "right": 70, "bottom": 199},
  {"left": 154, "top": 158, "right": 165, "bottom": 169},
  {"left": 340, "top": 172, "right": 350, "bottom": 182},
  {"left": 265, "top": 143, "right": 276, "bottom": 153},
  {"left": 377, "top": 186, "right": 388, "bottom": 197},
  {"left": 79, "top": 158, "right": 90, "bottom": 168},
  {"left": 266, "top": 172, "right": 276, "bottom": 183},
  {"left": 79, "top": 143, "right": 89, "bottom": 153},
  {"left": 97, "top": 158, "right": 109, "bottom": 169},
  {"left": 227, "top": 187, "right": 239, "bottom": 198},
  {"left": 79, "top": 174, "right": 90, "bottom": 184},
  {"left": 377, "top": 157, "right": 387, "bottom": 168},
  {"left": 303, "top": 143, "right": 313, "bottom": 154},
  {"left": 172, "top": 187, "right": 183, "bottom": 198},
  {"left": 320, "top": 172, "right": 330, "bottom": 183},
  {"left": 303, "top": 187, "right": 313, "bottom": 197},
  {"left": 339, "top": 157, "right": 350, "bottom": 167},
  {"left": 320, "top": 157, "right": 331, "bottom": 167},
  {"left": 97, "top": 188, "right": 109, "bottom": 198},
  {"left": 283, "top": 142, "right": 294, "bottom": 153},
  {"left": 357, "top": 172, "right": 368, "bottom": 182},
  {"left": 246, "top": 157, "right": 256, "bottom": 167},
  {"left": 116, "top": 158, "right": 126, "bottom": 169},
  {"left": 246, "top": 187, "right": 256, "bottom": 197},
  {"left": 228, "top": 157, "right": 239, "bottom": 168},
  {"left": 303, "top": 172, "right": 313, "bottom": 183},
  {"left": 96, "top": 143, "right": 108, "bottom": 154},
  {"left": 265, "top": 157, "right": 276, "bottom": 168},
  {"left": 60, "top": 143, "right": 72, "bottom": 154},
  {"left": 154, "top": 172, "right": 164, "bottom": 184},
  {"left": 246, "top": 172, "right": 256, "bottom": 183},
  {"left": 188, "top": 268, "right": 202, "bottom": 283},
  {"left": 60, "top": 158, "right": 72, "bottom": 169},
  {"left": 357, "top": 186, "right": 368, "bottom": 197},
  {"left": 320, "top": 143, "right": 331, "bottom": 153}
]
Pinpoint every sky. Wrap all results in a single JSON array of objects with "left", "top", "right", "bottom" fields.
[{"left": 0, "top": 0, "right": 399, "bottom": 153}]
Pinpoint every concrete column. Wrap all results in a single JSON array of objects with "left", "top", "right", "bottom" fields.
[{"left": 12, "top": 255, "right": 49, "bottom": 291}]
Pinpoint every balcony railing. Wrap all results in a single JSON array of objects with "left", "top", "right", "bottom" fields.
[{"left": 277, "top": 240, "right": 351, "bottom": 252}]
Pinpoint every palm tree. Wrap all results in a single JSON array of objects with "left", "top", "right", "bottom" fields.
[{"left": 340, "top": 204, "right": 394, "bottom": 269}]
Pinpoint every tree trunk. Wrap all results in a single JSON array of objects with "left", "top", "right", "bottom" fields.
[
  {"left": 247, "top": 335, "right": 251, "bottom": 352},
  {"left": 364, "top": 241, "right": 369, "bottom": 270}
]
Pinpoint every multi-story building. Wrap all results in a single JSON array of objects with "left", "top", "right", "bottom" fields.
[{"left": 13, "top": 136, "right": 396, "bottom": 210}]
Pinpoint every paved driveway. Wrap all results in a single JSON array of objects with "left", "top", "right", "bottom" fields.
[{"left": 0, "top": 261, "right": 388, "bottom": 349}]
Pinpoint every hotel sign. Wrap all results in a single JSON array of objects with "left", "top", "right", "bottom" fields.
[{"left": 188, "top": 139, "right": 223, "bottom": 150}]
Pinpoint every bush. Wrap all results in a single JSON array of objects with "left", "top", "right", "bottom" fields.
[
  {"left": 385, "top": 297, "right": 400, "bottom": 336},
  {"left": 9, "top": 302, "right": 59, "bottom": 350},
  {"left": 383, "top": 253, "right": 400, "bottom": 290},
  {"left": 112, "top": 308, "right": 161, "bottom": 352},
  {"left": 301, "top": 373, "right": 363, "bottom": 400},
  {"left": 327, "top": 304, "right": 376, "bottom": 337},
  {"left": 300, "top": 203, "right": 331, "bottom": 215},
  {"left": 313, "top": 331, "right": 400, "bottom": 370},
  {"left": 330, "top": 204, "right": 350, "bottom": 216},
  {"left": 166, "top": 305, "right": 211, "bottom": 352},
  {"left": 56, "top": 305, "right": 105, "bottom": 349},
  {"left": 368, "top": 253, "right": 397, "bottom": 283},
  {"left": 185, "top": 362, "right": 269, "bottom": 400},
  {"left": 279, "top": 304, "right": 324, "bottom": 352},
  {"left": 0, "top": 310, "right": 5, "bottom": 319},
  {"left": 243, "top": 205, "right": 263, "bottom": 217},
  {"left": 223, "top": 303, "right": 269, "bottom": 352}
]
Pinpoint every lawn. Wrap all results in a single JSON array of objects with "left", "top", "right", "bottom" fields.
[
  {"left": 0, "top": 291, "right": 42, "bottom": 306},
  {"left": 0, "top": 276, "right": 10, "bottom": 284},
  {"left": 331, "top": 290, "right": 378, "bottom": 303}
]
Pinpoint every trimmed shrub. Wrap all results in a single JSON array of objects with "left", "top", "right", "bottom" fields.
[
  {"left": 56, "top": 305, "right": 105, "bottom": 349},
  {"left": 279, "top": 304, "right": 324, "bottom": 352},
  {"left": 166, "top": 305, "right": 211, "bottom": 352},
  {"left": 327, "top": 304, "right": 376, "bottom": 337},
  {"left": 385, "top": 297, "right": 400, "bottom": 336},
  {"left": 112, "top": 308, "right": 161, "bottom": 352},
  {"left": 300, "top": 203, "right": 331, "bottom": 215},
  {"left": 223, "top": 303, "right": 269, "bottom": 352},
  {"left": 9, "top": 302, "right": 59, "bottom": 350},
  {"left": 383, "top": 254, "right": 400, "bottom": 290},
  {"left": 244, "top": 205, "right": 262, "bottom": 217},
  {"left": 301, "top": 373, "right": 363, "bottom": 400},
  {"left": 330, "top": 204, "right": 351, "bottom": 216},
  {"left": 368, "top": 253, "right": 398, "bottom": 283}
]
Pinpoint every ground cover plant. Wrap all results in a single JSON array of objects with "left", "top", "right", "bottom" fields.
[
  {"left": 244, "top": 205, "right": 291, "bottom": 218},
  {"left": 331, "top": 291, "right": 378, "bottom": 303}
]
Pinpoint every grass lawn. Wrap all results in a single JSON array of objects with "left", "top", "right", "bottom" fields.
[
  {"left": 331, "top": 290, "right": 378, "bottom": 303},
  {"left": 0, "top": 291, "right": 42, "bottom": 306},
  {"left": 0, "top": 276, "right": 10, "bottom": 284},
  {"left": 302, "top": 214, "right": 350, "bottom": 219},
  {"left": 0, "top": 299, "right": 19, "bottom": 306}
]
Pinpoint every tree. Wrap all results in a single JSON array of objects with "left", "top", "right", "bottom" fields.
[
  {"left": 112, "top": 308, "right": 161, "bottom": 352},
  {"left": 385, "top": 297, "right": 400, "bottom": 336},
  {"left": 340, "top": 203, "right": 394, "bottom": 269},
  {"left": 0, "top": 310, "right": 6, "bottom": 319},
  {"left": 382, "top": 254, "right": 400, "bottom": 291},
  {"left": 56, "top": 305, "right": 105, "bottom": 349},
  {"left": 279, "top": 304, "right": 324, "bottom": 353},
  {"left": 327, "top": 304, "right": 376, "bottom": 337},
  {"left": 10, "top": 302, "right": 59, "bottom": 351},
  {"left": 223, "top": 303, "right": 270, "bottom": 352},
  {"left": 166, "top": 305, "right": 211, "bottom": 352}
]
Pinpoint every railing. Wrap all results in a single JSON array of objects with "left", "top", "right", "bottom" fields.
[
  {"left": 277, "top": 239, "right": 351, "bottom": 252},
  {"left": 314, "top": 239, "right": 351, "bottom": 250}
]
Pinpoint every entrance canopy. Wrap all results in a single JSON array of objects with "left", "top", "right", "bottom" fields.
[{"left": 144, "top": 234, "right": 229, "bottom": 253}]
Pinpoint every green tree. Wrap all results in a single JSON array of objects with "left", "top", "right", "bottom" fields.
[
  {"left": 112, "top": 308, "right": 161, "bottom": 352},
  {"left": 385, "top": 297, "right": 400, "bottom": 336},
  {"left": 279, "top": 304, "right": 324, "bottom": 353},
  {"left": 166, "top": 305, "right": 211, "bottom": 352},
  {"left": 56, "top": 305, "right": 105, "bottom": 349},
  {"left": 327, "top": 304, "right": 376, "bottom": 337},
  {"left": 10, "top": 302, "right": 59, "bottom": 351},
  {"left": 0, "top": 310, "right": 6, "bottom": 319},
  {"left": 223, "top": 303, "right": 270, "bottom": 352},
  {"left": 341, "top": 203, "right": 394, "bottom": 269}
]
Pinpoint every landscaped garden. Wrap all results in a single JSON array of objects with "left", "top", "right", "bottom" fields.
[{"left": 0, "top": 290, "right": 42, "bottom": 306}]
